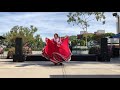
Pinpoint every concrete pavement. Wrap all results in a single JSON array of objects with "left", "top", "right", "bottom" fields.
[{"left": 0, "top": 58, "right": 120, "bottom": 78}]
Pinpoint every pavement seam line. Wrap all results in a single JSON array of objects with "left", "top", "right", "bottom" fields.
[{"left": 62, "top": 64, "right": 67, "bottom": 78}]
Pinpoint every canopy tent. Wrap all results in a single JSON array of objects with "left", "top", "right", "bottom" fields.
[
  {"left": 110, "top": 33, "right": 120, "bottom": 47},
  {"left": 111, "top": 33, "right": 120, "bottom": 38},
  {"left": 110, "top": 33, "right": 120, "bottom": 57}
]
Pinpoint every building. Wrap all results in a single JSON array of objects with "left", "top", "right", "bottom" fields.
[
  {"left": 94, "top": 30, "right": 105, "bottom": 34},
  {"left": 116, "top": 17, "right": 120, "bottom": 33},
  {"left": 95, "top": 30, "right": 105, "bottom": 34},
  {"left": 80, "top": 31, "right": 87, "bottom": 35}
]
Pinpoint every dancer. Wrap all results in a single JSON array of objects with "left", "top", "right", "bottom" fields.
[{"left": 42, "top": 33, "right": 72, "bottom": 65}]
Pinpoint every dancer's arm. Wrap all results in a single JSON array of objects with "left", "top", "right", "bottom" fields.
[
  {"left": 57, "top": 38, "right": 62, "bottom": 47},
  {"left": 61, "top": 36, "right": 69, "bottom": 42},
  {"left": 51, "top": 38, "right": 56, "bottom": 44},
  {"left": 65, "top": 35, "right": 69, "bottom": 38}
]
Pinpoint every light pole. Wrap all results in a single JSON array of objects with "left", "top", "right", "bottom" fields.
[
  {"left": 85, "top": 24, "right": 87, "bottom": 47},
  {"left": 113, "top": 12, "right": 120, "bottom": 34},
  {"left": 113, "top": 12, "right": 120, "bottom": 55}
]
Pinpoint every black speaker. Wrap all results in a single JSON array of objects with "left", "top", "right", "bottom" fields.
[
  {"left": 15, "top": 38, "right": 23, "bottom": 55},
  {"left": 101, "top": 38, "right": 108, "bottom": 54},
  {"left": 112, "top": 48, "right": 119, "bottom": 57},
  {"left": 100, "top": 38, "right": 110, "bottom": 61},
  {"left": 13, "top": 54, "right": 25, "bottom": 62},
  {"left": 13, "top": 38, "right": 24, "bottom": 62},
  {"left": 99, "top": 53, "right": 110, "bottom": 62}
]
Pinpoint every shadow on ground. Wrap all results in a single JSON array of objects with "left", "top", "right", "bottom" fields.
[
  {"left": 15, "top": 63, "right": 60, "bottom": 67},
  {"left": 0, "top": 57, "right": 120, "bottom": 67},
  {"left": 50, "top": 75, "right": 120, "bottom": 78}
]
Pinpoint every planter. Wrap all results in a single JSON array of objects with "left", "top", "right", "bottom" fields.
[
  {"left": 72, "top": 50, "right": 89, "bottom": 54},
  {"left": 80, "top": 50, "right": 89, "bottom": 54}
]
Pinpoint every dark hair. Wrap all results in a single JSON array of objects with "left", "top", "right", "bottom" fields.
[{"left": 54, "top": 33, "right": 59, "bottom": 37}]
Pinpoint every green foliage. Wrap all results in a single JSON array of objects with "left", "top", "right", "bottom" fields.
[
  {"left": 7, "top": 47, "right": 15, "bottom": 58},
  {"left": 67, "top": 12, "right": 106, "bottom": 28},
  {"left": 92, "top": 33, "right": 115, "bottom": 44},
  {"left": 89, "top": 47, "right": 100, "bottom": 54},
  {"left": 104, "top": 33, "right": 115, "bottom": 37},
  {"left": 81, "top": 33, "right": 94, "bottom": 42},
  {"left": 71, "top": 39, "right": 78, "bottom": 46},
  {"left": 69, "top": 35, "right": 77, "bottom": 41},
  {"left": 32, "top": 34, "right": 44, "bottom": 51},
  {"left": 87, "top": 34, "right": 94, "bottom": 42},
  {"left": 7, "top": 46, "right": 33, "bottom": 59},
  {"left": 69, "top": 33, "right": 115, "bottom": 47},
  {"left": 4, "top": 25, "right": 44, "bottom": 51},
  {"left": 67, "top": 12, "right": 106, "bottom": 46},
  {"left": 4, "top": 48, "right": 9, "bottom": 51},
  {"left": 23, "top": 46, "right": 32, "bottom": 55},
  {"left": 92, "top": 34, "right": 105, "bottom": 44},
  {"left": 79, "top": 40, "right": 85, "bottom": 46},
  {"left": 69, "top": 35, "right": 78, "bottom": 46}
]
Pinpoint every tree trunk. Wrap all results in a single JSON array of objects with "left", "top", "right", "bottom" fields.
[{"left": 85, "top": 26, "right": 88, "bottom": 47}]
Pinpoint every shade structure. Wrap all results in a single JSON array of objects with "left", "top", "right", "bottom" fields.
[
  {"left": 110, "top": 33, "right": 120, "bottom": 57},
  {"left": 111, "top": 33, "right": 120, "bottom": 38}
]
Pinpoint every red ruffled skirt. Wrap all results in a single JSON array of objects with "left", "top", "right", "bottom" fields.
[{"left": 41, "top": 37, "right": 72, "bottom": 64}]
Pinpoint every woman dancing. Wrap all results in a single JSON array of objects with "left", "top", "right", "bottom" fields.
[{"left": 41, "top": 33, "right": 72, "bottom": 65}]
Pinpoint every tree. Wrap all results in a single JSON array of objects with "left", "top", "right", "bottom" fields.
[
  {"left": 92, "top": 34, "right": 105, "bottom": 44},
  {"left": 69, "top": 35, "right": 78, "bottom": 46},
  {"left": 34, "top": 34, "right": 44, "bottom": 50},
  {"left": 82, "top": 33, "right": 94, "bottom": 43},
  {"left": 79, "top": 40, "right": 85, "bottom": 46},
  {"left": 69, "top": 35, "right": 77, "bottom": 41},
  {"left": 87, "top": 34, "right": 94, "bottom": 42},
  {"left": 67, "top": 12, "right": 106, "bottom": 46},
  {"left": 104, "top": 33, "right": 115, "bottom": 38},
  {"left": 4, "top": 25, "right": 37, "bottom": 46},
  {"left": 4, "top": 25, "right": 44, "bottom": 50},
  {"left": 91, "top": 33, "right": 115, "bottom": 45},
  {"left": 71, "top": 39, "right": 78, "bottom": 46}
]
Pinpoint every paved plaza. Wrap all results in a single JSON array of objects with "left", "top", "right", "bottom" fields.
[{"left": 0, "top": 57, "right": 120, "bottom": 78}]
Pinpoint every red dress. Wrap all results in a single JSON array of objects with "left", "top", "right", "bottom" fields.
[{"left": 41, "top": 36, "right": 72, "bottom": 64}]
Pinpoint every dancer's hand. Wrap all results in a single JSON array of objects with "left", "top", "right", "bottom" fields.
[
  {"left": 57, "top": 44, "right": 60, "bottom": 47},
  {"left": 65, "top": 35, "right": 68, "bottom": 37}
]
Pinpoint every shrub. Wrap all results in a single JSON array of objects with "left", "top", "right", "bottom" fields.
[
  {"left": 4, "top": 48, "right": 9, "bottom": 51},
  {"left": 23, "top": 47, "right": 32, "bottom": 55},
  {"left": 79, "top": 40, "right": 86, "bottom": 46},
  {"left": 7, "top": 46, "right": 32, "bottom": 59},
  {"left": 7, "top": 47, "right": 15, "bottom": 59},
  {"left": 89, "top": 47, "right": 100, "bottom": 54}
]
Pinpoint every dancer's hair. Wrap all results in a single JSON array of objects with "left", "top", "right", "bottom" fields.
[{"left": 54, "top": 33, "right": 59, "bottom": 37}]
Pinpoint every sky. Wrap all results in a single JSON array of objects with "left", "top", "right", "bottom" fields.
[{"left": 0, "top": 12, "right": 119, "bottom": 42}]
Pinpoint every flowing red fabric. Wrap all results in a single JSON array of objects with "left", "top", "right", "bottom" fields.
[{"left": 41, "top": 36, "right": 72, "bottom": 64}]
